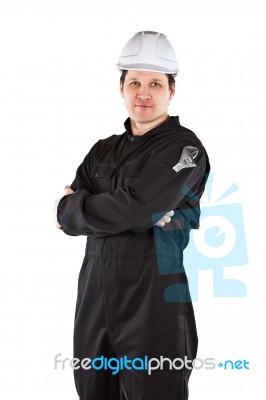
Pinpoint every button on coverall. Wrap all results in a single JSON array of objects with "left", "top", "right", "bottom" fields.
[{"left": 57, "top": 116, "right": 210, "bottom": 400}]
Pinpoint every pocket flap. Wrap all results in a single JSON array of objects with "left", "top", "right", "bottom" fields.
[{"left": 93, "top": 164, "right": 116, "bottom": 178}]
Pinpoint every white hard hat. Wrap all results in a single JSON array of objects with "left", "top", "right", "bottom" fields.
[{"left": 116, "top": 31, "right": 179, "bottom": 76}]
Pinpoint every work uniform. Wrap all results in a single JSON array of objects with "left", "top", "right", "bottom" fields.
[{"left": 57, "top": 116, "right": 210, "bottom": 400}]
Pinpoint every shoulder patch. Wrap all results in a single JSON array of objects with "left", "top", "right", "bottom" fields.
[{"left": 172, "top": 146, "right": 199, "bottom": 173}]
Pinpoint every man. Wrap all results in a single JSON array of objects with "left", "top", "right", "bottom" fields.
[{"left": 55, "top": 31, "right": 210, "bottom": 400}]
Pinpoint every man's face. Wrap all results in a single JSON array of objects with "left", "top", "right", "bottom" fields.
[{"left": 120, "top": 70, "right": 175, "bottom": 126}]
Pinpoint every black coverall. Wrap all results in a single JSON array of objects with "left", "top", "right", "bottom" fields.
[{"left": 57, "top": 116, "right": 210, "bottom": 400}]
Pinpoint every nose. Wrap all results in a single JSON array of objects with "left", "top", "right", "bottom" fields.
[{"left": 137, "top": 85, "right": 151, "bottom": 100}]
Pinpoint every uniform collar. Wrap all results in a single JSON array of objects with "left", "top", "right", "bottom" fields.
[{"left": 124, "top": 116, "right": 180, "bottom": 141}]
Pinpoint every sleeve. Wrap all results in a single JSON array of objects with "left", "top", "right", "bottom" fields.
[
  {"left": 69, "top": 140, "right": 101, "bottom": 192},
  {"left": 57, "top": 140, "right": 102, "bottom": 237},
  {"left": 57, "top": 139, "right": 209, "bottom": 236}
]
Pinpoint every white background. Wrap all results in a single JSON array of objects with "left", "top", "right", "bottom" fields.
[{"left": 0, "top": 0, "right": 265, "bottom": 398}]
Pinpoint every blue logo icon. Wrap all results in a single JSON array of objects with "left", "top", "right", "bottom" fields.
[{"left": 153, "top": 173, "right": 249, "bottom": 301}]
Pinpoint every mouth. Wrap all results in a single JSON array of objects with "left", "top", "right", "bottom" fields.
[{"left": 135, "top": 104, "right": 152, "bottom": 109}]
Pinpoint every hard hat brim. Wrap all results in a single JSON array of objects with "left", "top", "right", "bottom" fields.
[{"left": 116, "top": 63, "right": 179, "bottom": 76}]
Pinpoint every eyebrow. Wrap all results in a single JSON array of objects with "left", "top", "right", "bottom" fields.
[{"left": 128, "top": 77, "right": 164, "bottom": 83}]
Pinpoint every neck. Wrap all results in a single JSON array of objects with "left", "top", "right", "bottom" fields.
[{"left": 130, "top": 114, "right": 170, "bottom": 136}]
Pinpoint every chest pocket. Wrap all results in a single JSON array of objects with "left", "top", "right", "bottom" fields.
[
  {"left": 92, "top": 163, "right": 116, "bottom": 193},
  {"left": 122, "top": 159, "right": 145, "bottom": 186}
]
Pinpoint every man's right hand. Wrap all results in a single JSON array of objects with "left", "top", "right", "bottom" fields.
[{"left": 54, "top": 185, "right": 74, "bottom": 229}]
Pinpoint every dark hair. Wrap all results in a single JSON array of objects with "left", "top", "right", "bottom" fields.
[{"left": 120, "top": 70, "right": 175, "bottom": 89}]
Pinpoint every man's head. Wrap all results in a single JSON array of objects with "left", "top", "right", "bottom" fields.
[
  {"left": 119, "top": 69, "right": 175, "bottom": 129},
  {"left": 117, "top": 31, "right": 178, "bottom": 134}
]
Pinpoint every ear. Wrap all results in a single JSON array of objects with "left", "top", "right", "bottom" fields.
[
  {"left": 169, "top": 83, "right": 175, "bottom": 100},
  {"left": 120, "top": 81, "right": 124, "bottom": 98}
]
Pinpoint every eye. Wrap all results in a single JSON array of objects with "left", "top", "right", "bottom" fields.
[
  {"left": 151, "top": 82, "right": 161, "bottom": 87},
  {"left": 130, "top": 81, "right": 140, "bottom": 86}
]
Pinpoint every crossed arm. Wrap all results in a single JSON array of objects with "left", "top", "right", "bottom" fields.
[
  {"left": 54, "top": 184, "right": 174, "bottom": 230},
  {"left": 53, "top": 141, "right": 207, "bottom": 237}
]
